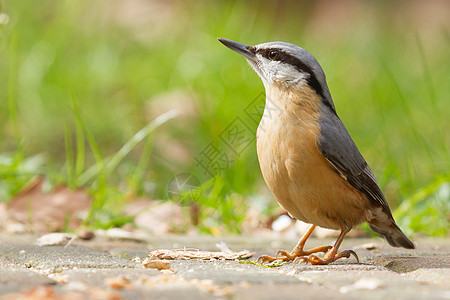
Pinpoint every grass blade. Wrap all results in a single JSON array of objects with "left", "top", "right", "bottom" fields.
[
  {"left": 103, "top": 109, "right": 179, "bottom": 177},
  {"left": 76, "top": 110, "right": 178, "bottom": 186}
]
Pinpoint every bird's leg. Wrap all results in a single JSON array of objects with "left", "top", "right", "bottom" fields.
[
  {"left": 307, "top": 228, "right": 359, "bottom": 265},
  {"left": 258, "top": 225, "right": 332, "bottom": 264}
]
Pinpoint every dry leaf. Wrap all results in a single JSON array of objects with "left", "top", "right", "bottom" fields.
[
  {"left": 7, "top": 177, "right": 90, "bottom": 232},
  {"left": 147, "top": 249, "right": 254, "bottom": 260},
  {"left": 142, "top": 259, "right": 171, "bottom": 270}
]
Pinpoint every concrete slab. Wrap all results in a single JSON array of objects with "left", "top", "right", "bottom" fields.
[
  {"left": 170, "top": 260, "right": 300, "bottom": 283},
  {"left": 0, "top": 244, "right": 141, "bottom": 275},
  {"left": 56, "top": 270, "right": 219, "bottom": 300},
  {"left": 0, "top": 234, "right": 448, "bottom": 300},
  {"left": 232, "top": 282, "right": 352, "bottom": 300},
  {"left": 58, "top": 268, "right": 161, "bottom": 286},
  {"left": 118, "top": 288, "right": 219, "bottom": 300},
  {"left": 403, "top": 268, "right": 450, "bottom": 289},
  {"left": 0, "top": 258, "right": 54, "bottom": 295},
  {"left": 273, "top": 266, "right": 450, "bottom": 299},
  {"left": 370, "top": 255, "right": 450, "bottom": 272}
]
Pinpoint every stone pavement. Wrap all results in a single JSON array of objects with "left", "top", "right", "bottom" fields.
[{"left": 0, "top": 233, "right": 448, "bottom": 299}]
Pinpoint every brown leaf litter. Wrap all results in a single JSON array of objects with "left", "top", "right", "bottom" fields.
[
  {"left": 5, "top": 176, "right": 91, "bottom": 232},
  {"left": 146, "top": 248, "right": 254, "bottom": 260},
  {"left": 142, "top": 259, "right": 171, "bottom": 270}
]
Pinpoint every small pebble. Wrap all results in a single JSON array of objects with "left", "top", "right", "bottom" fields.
[{"left": 78, "top": 228, "right": 95, "bottom": 240}]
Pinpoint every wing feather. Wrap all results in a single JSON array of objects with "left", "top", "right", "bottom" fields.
[{"left": 317, "top": 102, "right": 392, "bottom": 216}]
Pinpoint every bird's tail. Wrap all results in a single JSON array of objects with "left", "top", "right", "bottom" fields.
[{"left": 368, "top": 218, "right": 415, "bottom": 249}]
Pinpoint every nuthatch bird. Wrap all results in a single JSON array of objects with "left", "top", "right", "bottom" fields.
[{"left": 218, "top": 38, "right": 414, "bottom": 265}]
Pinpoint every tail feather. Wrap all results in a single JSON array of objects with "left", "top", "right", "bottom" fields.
[{"left": 369, "top": 221, "right": 415, "bottom": 249}]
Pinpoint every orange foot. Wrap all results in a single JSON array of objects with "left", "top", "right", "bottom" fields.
[
  {"left": 257, "top": 224, "right": 331, "bottom": 264},
  {"left": 307, "top": 249, "right": 359, "bottom": 265},
  {"left": 257, "top": 245, "right": 332, "bottom": 264}
]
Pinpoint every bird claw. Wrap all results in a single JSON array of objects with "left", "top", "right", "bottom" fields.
[
  {"left": 322, "top": 245, "right": 333, "bottom": 253},
  {"left": 293, "top": 256, "right": 308, "bottom": 263},
  {"left": 257, "top": 255, "right": 279, "bottom": 264},
  {"left": 257, "top": 245, "right": 335, "bottom": 265},
  {"left": 306, "top": 249, "right": 360, "bottom": 265},
  {"left": 347, "top": 250, "right": 360, "bottom": 264},
  {"left": 275, "top": 250, "right": 291, "bottom": 259},
  {"left": 257, "top": 250, "right": 298, "bottom": 265}
]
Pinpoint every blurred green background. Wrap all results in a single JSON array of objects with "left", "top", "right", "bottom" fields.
[{"left": 0, "top": 0, "right": 448, "bottom": 235}]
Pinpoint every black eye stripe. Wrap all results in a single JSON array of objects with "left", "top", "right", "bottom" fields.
[
  {"left": 256, "top": 48, "right": 324, "bottom": 99},
  {"left": 256, "top": 48, "right": 283, "bottom": 60}
]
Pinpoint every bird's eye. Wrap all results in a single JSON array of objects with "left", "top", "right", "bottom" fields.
[{"left": 268, "top": 50, "right": 279, "bottom": 60}]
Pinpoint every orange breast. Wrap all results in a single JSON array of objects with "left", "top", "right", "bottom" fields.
[{"left": 257, "top": 85, "right": 369, "bottom": 230}]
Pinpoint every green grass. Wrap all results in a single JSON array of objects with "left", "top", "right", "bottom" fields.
[{"left": 0, "top": 1, "right": 448, "bottom": 235}]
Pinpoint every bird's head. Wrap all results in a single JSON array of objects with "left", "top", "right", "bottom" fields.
[{"left": 218, "top": 38, "right": 329, "bottom": 100}]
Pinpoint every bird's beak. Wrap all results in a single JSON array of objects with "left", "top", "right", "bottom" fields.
[{"left": 218, "top": 38, "right": 255, "bottom": 61}]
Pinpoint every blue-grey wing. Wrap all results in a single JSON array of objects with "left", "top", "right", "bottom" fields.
[{"left": 317, "top": 102, "right": 392, "bottom": 216}]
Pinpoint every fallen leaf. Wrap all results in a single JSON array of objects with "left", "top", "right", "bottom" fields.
[
  {"left": 7, "top": 177, "right": 90, "bottom": 232},
  {"left": 147, "top": 249, "right": 254, "bottom": 260},
  {"left": 142, "top": 259, "right": 171, "bottom": 270}
]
